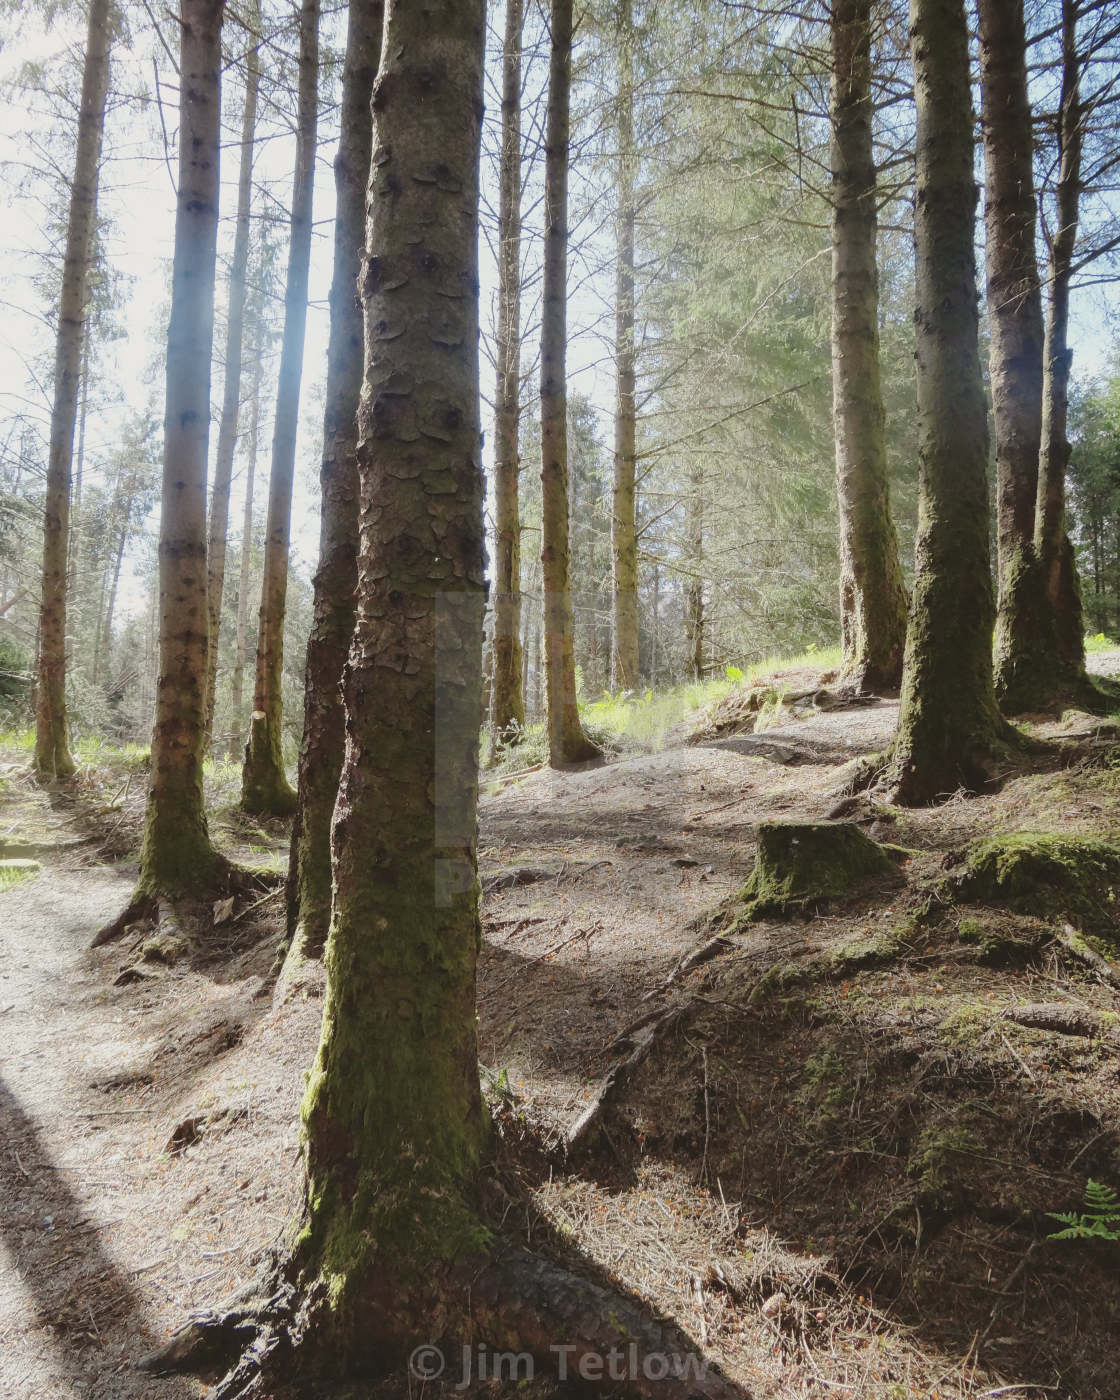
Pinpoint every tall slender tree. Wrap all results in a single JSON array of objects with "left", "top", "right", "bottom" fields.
[
  {"left": 204, "top": 0, "right": 260, "bottom": 745},
  {"left": 979, "top": 0, "right": 1050, "bottom": 713},
  {"left": 228, "top": 345, "right": 261, "bottom": 759},
  {"left": 611, "top": 0, "right": 640, "bottom": 691},
  {"left": 877, "top": 0, "right": 1007, "bottom": 804},
  {"left": 34, "top": 0, "right": 113, "bottom": 780},
  {"left": 540, "top": 0, "right": 599, "bottom": 766},
  {"left": 829, "top": 0, "right": 908, "bottom": 693},
  {"left": 94, "top": 0, "right": 228, "bottom": 939},
  {"left": 490, "top": 0, "right": 526, "bottom": 746},
  {"left": 240, "top": 0, "right": 319, "bottom": 815},
  {"left": 1036, "top": 0, "right": 1089, "bottom": 682},
  {"left": 284, "top": 0, "right": 383, "bottom": 968}
]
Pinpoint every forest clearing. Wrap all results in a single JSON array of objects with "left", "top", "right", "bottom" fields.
[
  {"left": 4, "top": 0, "right": 1120, "bottom": 1393},
  {"left": 3, "top": 648, "right": 1120, "bottom": 1398}
]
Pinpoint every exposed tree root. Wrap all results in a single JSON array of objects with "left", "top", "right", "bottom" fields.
[
  {"left": 141, "top": 1238, "right": 745, "bottom": 1400},
  {"left": 1001, "top": 1002, "right": 1115, "bottom": 1039},
  {"left": 90, "top": 859, "right": 282, "bottom": 949},
  {"left": 567, "top": 1004, "right": 687, "bottom": 1157}
]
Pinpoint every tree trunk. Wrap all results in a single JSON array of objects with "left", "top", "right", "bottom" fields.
[
  {"left": 138, "top": 10, "right": 746, "bottom": 1379},
  {"left": 829, "top": 0, "right": 908, "bottom": 693},
  {"left": 686, "top": 463, "right": 703, "bottom": 682},
  {"left": 204, "top": 0, "right": 260, "bottom": 746},
  {"left": 540, "top": 0, "right": 599, "bottom": 767},
  {"left": 295, "top": 0, "right": 491, "bottom": 1352},
  {"left": 228, "top": 355, "right": 261, "bottom": 760},
  {"left": 978, "top": 0, "right": 1052, "bottom": 712},
  {"left": 34, "top": 0, "right": 112, "bottom": 780},
  {"left": 240, "top": 0, "right": 319, "bottom": 816},
  {"left": 491, "top": 0, "right": 526, "bottom": 746},
  {"left": 284, "top": 0, "right": 382, "bottom": 968},
  {"left": 611, "top": 0, "right": 640, "bottom": 693},
  {"left": 888, "top": 0, "right": 1005, "bottom": 804},
  {"left": 1036, "top": 0, "right": 1087, "bottom": 681},
  {"left": 138, "top": 0, "right": 225, "bottom": 898}
]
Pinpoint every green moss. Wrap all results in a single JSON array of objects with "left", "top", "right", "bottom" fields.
[
  {"left": 907, "top": 1121, "right": 981, "bottom": 1208},
  {"left": 735, "top": 820, "right": 900, "bottom": 922},
  {"left": 952, "top": 832, "right": 1120, "bottom": 936}
]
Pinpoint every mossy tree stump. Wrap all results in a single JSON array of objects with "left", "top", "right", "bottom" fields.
[
  {"left": 737, "top": 820, "right": 900, "bottom": 920},
  {"left": 952, "top": 832, "right": 1120, "bottom": 938}
]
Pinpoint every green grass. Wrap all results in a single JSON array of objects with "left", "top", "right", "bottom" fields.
[
  {"left": 581, "top": 644, "right": 842, "bottom": 751},
  {"left": 1085, "top": 631, "right": 1120, "bottom": 654}
]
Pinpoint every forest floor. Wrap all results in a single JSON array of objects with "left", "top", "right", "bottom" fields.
[{"left": 3, "top": 652, "right": 1120, "bottom": 1400}]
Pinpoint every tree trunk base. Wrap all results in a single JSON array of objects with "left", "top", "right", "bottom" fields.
[
  {"left": 90, "top": 859, "right": 279, "bottom": 949},
  {"left": 241, "top": 713, "right": 298, "bottom": 818},
  {"left": 142, "top": 1236, "right": 746, "bottom": 1400}
]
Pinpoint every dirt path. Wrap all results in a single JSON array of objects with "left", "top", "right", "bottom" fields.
[{"left": 1, "top": 654, "right": 1118, "bottom": 1398}]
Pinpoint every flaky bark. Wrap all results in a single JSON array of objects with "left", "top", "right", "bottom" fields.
[
  {"left": 204, "top": 0, "right": 260, "bottom": 746},
  {"left": 490, "top": 0, "right": 526, "bottom": 746},
  {"left": 611, "top": 0, "right": 640, "bottom": 692},
  {"left": 139, "top": 0, "right": 225, "bottom": 896},
  {"left": 540, "top": 0, "right": 599, "bottom": 766},
  {"left": 888, "top": 0, "right": 1006, "bottom": 804},
  {"left": 284, "top": 0, "right": 382, "bottom": 966},
  {"left": 829, "top": 0, "right": 908, "bottom": 693},
  {"left": 240, "top": 0, "right": 319, "bottom": 816},
  {"left": 34, "top": 0, "right": 112, "bottom": 780},
  {"left": 1036, "top": 0, "right": 1087, "bottom": 681}
]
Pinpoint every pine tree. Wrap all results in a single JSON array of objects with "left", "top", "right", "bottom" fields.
[
  {"left": 34, "top": 0, "right": 113, "bottom": 780},
  {"left": 240, "top": 0, "right": 320, "bottom": 816},
  {"left": 284, "top": 0, "right": 383, "bottom": 967}
]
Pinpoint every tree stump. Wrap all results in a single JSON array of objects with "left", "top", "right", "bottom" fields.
[{"left": 736, "top": 820, "right": 900, "bottom": 920}]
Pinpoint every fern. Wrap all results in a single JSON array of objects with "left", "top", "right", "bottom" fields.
[{"left": 1048, "top": 1179, "right": 1120, "bottom": 1240}]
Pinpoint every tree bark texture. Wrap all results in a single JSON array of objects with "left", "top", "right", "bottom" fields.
[
  {"left": 139, "top": 0, "right": 225, "bottom": 896},
  {"left": 611, "top": 0, "right": 640, "bottom": 692},
  {"left": 204, "top": 0, "right": 260, "bottom": 746},
  {"left": 829, "top": 0, "right": 908, "bottom": 693},
  {"left": 490, "top": 0, "right": 526, "bottom": 745},
  {"left": 978, "top": 0, "right": 1054, "bottom": 713},
  {"left": 228, "top": 353, "right": 261, "bottom": 760},
  {"left": 241, "top": 0, "right": 319, "bottom": 816},
  {"left": 1036, "top": 0, "right": 1087, "bottom": 679},
  {"left": 285, "top": 0, "right": 382, "bottom": 965},
  {"left": 34, "top": 0, "right": 113, "bottom": 780},
  {"left": 540, "top": 0, "right": 599, "bottom": 766},
  {"left": 296, "top": 0, "right": 491, "bottom": 1350},
  {"left": 890, "top": 0, "right": 1004, "bottom": 804}
]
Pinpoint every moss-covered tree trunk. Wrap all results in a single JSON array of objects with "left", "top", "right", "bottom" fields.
[
  {"left": 240, "top": 0, "right": 319, "bottom": 817},
  {"left": 491, "top": 0, "right": 526, "bottom": 747},
  {"left": 284, "top": 0, "right": 381, "bottom": 968},
  {"left": 138, "top": 0, "right": 225, "bottom": 898},
  {"left": 1036, "top": 0, "right": 1088, "bottom": 682},
  {"left": 888, "top": 0, "right": 1006, "bottom": 804},
  {"left": 295, "top": 0, "right": 491, "bottom": 1349},
  {"left": 979, "top": 0, "right": 1052, "bottom": 712},
  {"left": 204, "top": 0, "right": 259, "bottom": 748},
  {"left": 34, "top": 0, "right": 112, "bottom": 781},
  {"left": 541, "top": 0, "right": 599, "bottom": 767},
  {"left": 611, "top": 0, "right": 640, "bottom": 693},
  {"left": 829, "top": 0, "right": 908, "bottom": 693}
]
